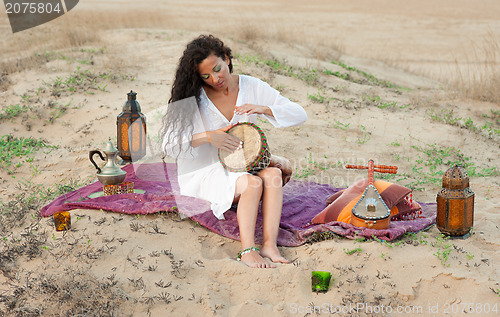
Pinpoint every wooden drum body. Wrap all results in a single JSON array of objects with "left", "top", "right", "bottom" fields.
[{"left": 218, "top": 122, "right": 271, "bottom": 174}]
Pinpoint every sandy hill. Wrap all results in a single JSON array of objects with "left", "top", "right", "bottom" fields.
[{"left": 0, "top": 1, "right": 499, "bottom": 316}]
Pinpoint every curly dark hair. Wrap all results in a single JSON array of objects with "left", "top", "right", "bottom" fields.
[
  {"left": 169, "top": 34, "right": 233, "bottom": 104},
  {"left": 161, "top": 34, "right": 234, "bottom": 159}
]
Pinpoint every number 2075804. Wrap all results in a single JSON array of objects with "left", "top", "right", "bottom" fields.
[{"left": 5, "top": 2, "right": 62, "bottom": 14}]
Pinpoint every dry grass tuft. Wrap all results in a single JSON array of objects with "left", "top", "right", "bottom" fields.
[
  {"left": 0, "top": 10, "right": 176, "bottom": 75},
  {"left": 1, "top": 9, "right": 346, "bottom": 77},
  {"left": 0, "top": 72, "right": 11, "bottom": 92},
  {"left": 1, "top": 267, "right": 129, "bottom": 317},
  {"left": 0, "top": 180, "right": 83, "bottom": 274},
  {"left": 0, "top": 179, "right": 130, "bottom": 316},
  {"left": 450, "top": 33, "right": 500, "bottom": 104},
  {"left": 229, "top": 21, "right": 344, "bottom": 62}
]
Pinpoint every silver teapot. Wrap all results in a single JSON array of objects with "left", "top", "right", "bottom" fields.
[{"left": 89, "top": 139, "right": 127, "bottom": 185}]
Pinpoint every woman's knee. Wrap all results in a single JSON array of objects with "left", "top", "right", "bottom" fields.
[
  {"left": 237, "top": 174, "right": 263, "bottom": 194},
  {"left": 259, "top": 167, "right": 282, "bottom": 187}
]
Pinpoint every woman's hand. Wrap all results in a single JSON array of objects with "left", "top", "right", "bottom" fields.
[
  {"left": 235, "top": 104, "right": 274, "bottom": 117},
  {"left": 207, "top": 124, "right": 242, "bottom": 152}
]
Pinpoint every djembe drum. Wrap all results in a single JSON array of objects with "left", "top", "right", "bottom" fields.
[{"left": 218, "top": 122, "right": 271, "bottom": 174}]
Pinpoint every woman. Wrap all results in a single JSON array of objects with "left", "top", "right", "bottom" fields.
[{"left": 162, "top": 35, "right": 307, "bottom": 268}]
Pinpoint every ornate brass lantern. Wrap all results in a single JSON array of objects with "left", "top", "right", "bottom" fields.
[
  {"left": 436, "top": 164, "right": 474, "bottom": 237},
  {"left": 117, "top": 91, "right": 146, "bottom": 163}
]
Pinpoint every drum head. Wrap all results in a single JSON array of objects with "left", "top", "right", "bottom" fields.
[{"left": 219, "top": 123, "right": 265, "bottom": 171}]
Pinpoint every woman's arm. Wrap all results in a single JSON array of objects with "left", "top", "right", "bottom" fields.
[
  {"left": 235, "top": 104, "right": 274, "bottom": 118},
  {"left": 191, "top": 125, "right": 242, "bottom": 152},
  {"left": 236, "top": 76, "right": 307, "bottom": 127}
]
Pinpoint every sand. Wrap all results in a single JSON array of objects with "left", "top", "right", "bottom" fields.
[{"left": 0, "top": 1, "right": 499, "bottom": 316}]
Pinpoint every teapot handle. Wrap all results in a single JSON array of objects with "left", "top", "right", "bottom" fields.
[{"left": 89, "top": 150, "right": 105, "bottom": 174}]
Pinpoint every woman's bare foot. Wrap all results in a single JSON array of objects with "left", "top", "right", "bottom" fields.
[
  {"left": 240, "top": 249, "right": 275, "bottom": 268},
  {"left": 260, "top": 245, "right": 290, "bottom": 264}
]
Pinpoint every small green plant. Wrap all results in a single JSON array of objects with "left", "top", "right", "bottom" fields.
[
  {"left": 354, "top": 237, "right": 366, "bottom": 243},
  {"left": 308, "top": 91, "right": 331, "bottom": 103},
  {"left": 331, "top": 60, "right": 405, "bottom": 89},
  {"left": 398, "top": 142, "right": 499, "bottom": 188},
  {"left": 404, "top": 232, "right": 417, "bottom": 240},
  {"left": 418, "top": 234, "right": 429, "bottom": 245},
  {"left": 0, "top": 104, "right": 29, "bottom": 120},
  {"left": 356, "top": 125, "right": 371, "bottom": 144},
  {"left": 234, "top": 53, "right": 319, "bottom": 86},
  {"left": 47, "top": 100, "right": 73, "bottom": 123},
  {"left": 343, "top": 247, "right": 362, "bottom": 255},
  {"left": 482, "top": 109, "right": 500, "bottom": 125},
  {"left": 363, "top": 95, "right": 380, "bottom": 104},
  {"left": 362, "top": 95, "right": 406, "bottom": 110},
  {"left": 21, "top": 94, "right": 32, "bottom": 103},
  {"left": 274, "top": 83, "right": 287, "bottom": 92},
  {"left": 322, "top": 68, "right": 350, "bottom": 81},
  {"left": 306, "top": 152, "right": 329, "bottom": 171},
  {"left": 332, "top": 120, "right": 350, "bottom": 130},
  {"left": 392, "top": 240, "right": 403, "bottom": 247},
  {"left": 295, "top": 166, "right": 314, "bottom": 178},
  {"left": 433, "top": 235, "right": 452, "bottom": 267},
  {"left": 0, "top": 135, "right": 57, "bottom": 170},
  {"left": 371, "top": 235, "right": 394, "bottom": 248},
  {"left": 378, "top": 101, "right": 398, "bottom": 109},
  {"left": 426, "top": 109, "right": 459, "bottom": 124},
  {"left": 427, "top": 108, "right": 500, "bottom": 139},
  {"left": 295, "top": 153, "right": 330, "bottom": 178},
  {"left": 30, "top": 163, "right": 41, "bottom": 176},
  {"left": 79, "top": 47, "right": 105, "bottom": 54},
  {"left": 43, "top": 66, "right": 132, "bottom": 96}
]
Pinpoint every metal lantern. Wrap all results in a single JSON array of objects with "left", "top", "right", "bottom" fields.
[
  {"left": 436, "top": 164, "right": 474, "bottom": 237},
  {"left": 117, "top": 90, "right": 147, "bottom": 163}
]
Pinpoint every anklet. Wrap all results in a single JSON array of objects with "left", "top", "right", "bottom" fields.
[{"left": 236, "top": 247, "right": 260, "bottom": 261}]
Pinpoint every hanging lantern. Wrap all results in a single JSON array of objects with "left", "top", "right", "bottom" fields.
[
  {"left": 436, "top": 164, "right": 474, "bottom": 238},
  {"left": 117, "top": 90, "right": 147, "bottom": 163}
]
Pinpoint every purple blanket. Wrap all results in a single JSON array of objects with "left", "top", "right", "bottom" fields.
[{"left": 41, "top": 163, "right": 436, "bottom": 246}]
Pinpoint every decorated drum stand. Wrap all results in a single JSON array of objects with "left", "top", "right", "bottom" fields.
[{"left": 345, "top": 160, "right": 398, "bottom": 229}]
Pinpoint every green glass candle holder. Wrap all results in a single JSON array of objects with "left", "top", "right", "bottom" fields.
[{"left": 311, "top": 271, "right": 331, "bottom": 292}]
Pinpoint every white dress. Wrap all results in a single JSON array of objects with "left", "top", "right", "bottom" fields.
[{"left": 163, "top": 75, "right": 307, "bottom": 219}]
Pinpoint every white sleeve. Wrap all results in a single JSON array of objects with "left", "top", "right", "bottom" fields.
[{"left": 253, "top": 77, "right": 307, "bottom": 128}]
